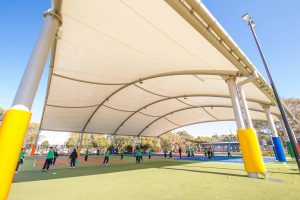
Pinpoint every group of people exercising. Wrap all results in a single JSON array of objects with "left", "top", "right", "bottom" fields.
[{"left": 16, "top": 145, "right": 222, "bottom": 173}]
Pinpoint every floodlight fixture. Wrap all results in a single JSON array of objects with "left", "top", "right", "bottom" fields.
[
  {"left": 242, "top": 13, "right": 251, "bottom": 22},
  {"left": 242, "top": 13, "right": 256, "bottom": 28}
]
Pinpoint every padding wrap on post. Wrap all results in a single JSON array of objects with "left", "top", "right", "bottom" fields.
[
  {"left": 286, "top": 141, "right": 295, "bottom": 158},
  {"left": 237, "top": 128, "right": 266, "bottom": 173},
  {"left": 0, "top": 109, "right": 31, "bottom": 200},
  {"left": 78, "top": 147, "right": 81, "bottom": 156},
  {"left": 272, "top": 137, "right": 286, "bottom": 162},
  {"left": 30, "top": 144, "right": 36, "bottom": 156}
]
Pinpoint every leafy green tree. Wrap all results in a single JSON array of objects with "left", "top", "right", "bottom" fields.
[
  {"left": 108, "top": 135, "right": 134, "bottom": 150},
  {"left": 92, "top": 135, "right": 110, "bottom": 149},
  {"left": 66, "top": 133, "right": 79, "bottom": 148},
  {"left": 41, "top": 140, "right": 49, "bottom": 149},
  {"left": 25, "top": 123, "right": 40, "bottom": 148},
  {"left": 140, "top": 137, "right": 157, "bottom": 150}
]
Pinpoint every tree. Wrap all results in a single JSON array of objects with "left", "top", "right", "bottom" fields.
[
  {"left": 66, "top": 133, "right": 79, "bottom": 148},
  {"left": 160, "top": 132, "right": 180, "bottom": 150},
  {"left": 108, "top": 135, "right": 134, "bottom": 150},
  {"left": 140, "top": 137, "right": 158, "bottom": 150},
  {"left": 176, "top": 131, "right": 194, "bottom": 146},
  {"left": 25, "top": 123, "right": 40, "bottom": 148},
  {"left": 93, "top": 135, "right": 110, "bottom": 149},
  {"left": 283, "top": 98, "right": 300, "bottom": 137},
  {"left": 41, "top": 140, "right": 49, "bottom": 149}
]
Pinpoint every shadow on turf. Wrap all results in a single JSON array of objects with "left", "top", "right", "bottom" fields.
[
  {"left": 13, "top": 160, "right": 198, "bottom": 183},
  {"left": 13, "top": 158, "right": 257, "bottom": 183},
  {"left": 183, "top": 165, "right": 298, "bottom": 175},
  {"left": 162, "top": 167, "right": 248, "bottom": 178}
]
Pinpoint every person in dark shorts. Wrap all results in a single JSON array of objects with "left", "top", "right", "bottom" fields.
[
  {"left": 120, "top": 149, "right": 125, "bottom": 160},
  {"left": 163, "top": 149, "right": 167, "bottom": 159},
  {"left": 103, "top": 150, "right": 110, "bottom": 165},
  {"left": 15, "top": 148, "right": 25, "bottom": 173},
  {"left": 191, "top": 149, "right": 195, "bottom": 158},
  {"left": 136, "top": 150, "right": 142, "bottom": 164},
  {"left": 207, "top": 149, "right": 211, "bottom": 160},
  {"left": 69, "top": 148, "right": 78, "bottom": 168},
  {"left": 169, "top": 150, "right": 173, "bottom": 159},
  {"left": 148, "top": 149, "right": 152, "bottom": 159},
  {"left": 228, "top": 151, "right": 232, "bottom": 158},
  {"left": 85, "top": 148, "right": 89, "bottom": 161},
  {"left": 42, "top": 147, "right": 54, "bottom": 172},
  {"left": 179, "top": 147, "right": 182, "bottom": 159},
  {"left": 53, "top": 149, "right": 59, "bottom": 165}
]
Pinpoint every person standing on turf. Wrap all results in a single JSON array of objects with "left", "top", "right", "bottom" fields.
[
  {"left": 85, "top": 148, "right": 89, "bottom": 161},
  {"left": 96, "top": 149, "right": 100, "bottom": 156},
  {"left": 103, "top": 150, "right": 110, "bottom": 165},
  {"left": 207, "top": 149, "right": 211, "bottom": 160},
  {"left": 168, "top": 149, "right": 173, "bottom": 159},
  {"left": 228, "top": 151, "right": 232, "bottom": 158},
  {"left": 204, "top": 148, "right": 208, "bottom": 157},
  {"left": 163, "top": 149, "right": 167, "bottom": 159},
  {"left": 69, "top": 148, "right": 78, "bottom": 168},
  {"left": 53, "top": 149, "right": 59, "bottom": 165},
  {"left": 136, "top": 150, "right": 142, "bottom": 164},
  {"left": 139, "top": 150, "right": 143, "bottom": 162},
  {"left": 120, "top": 149, "right": 125, "bottom": 160},
  {"left": 179, "top": 146, "right": 182, "bottom": 159},
  {"left": 148, "top": 149, "right": 152, "bottom": 159},
  {"left": 15, "top": 148, "right": 25, "bottom": 173},
  {"left": 42, "top": 147, "right": 54, "bottom": 172}
]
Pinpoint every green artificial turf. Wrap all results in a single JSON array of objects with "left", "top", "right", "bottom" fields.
[{"left": 9, "top": 156, "right": 300, "bottom": 200}]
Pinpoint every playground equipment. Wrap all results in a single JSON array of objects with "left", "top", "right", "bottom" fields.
[{"left": 1, "top": 0, "right": 299, "bottom": 199}]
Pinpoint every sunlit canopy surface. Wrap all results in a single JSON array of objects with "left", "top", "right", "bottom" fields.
[{"left": 41, "top": 0, "right": 283, "bottom": 137}]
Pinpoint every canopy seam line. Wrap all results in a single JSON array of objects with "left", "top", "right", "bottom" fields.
[
  {"left": 118, "top": 0, "right": 214, "bottom": 69},
  {"left": 133, "top": 84, "right": 169, "bottom": 98},
  {"left": 62, "top": 13, "right": 173, "bottom": 66},
  {"left": 202, "top": 107, "right": 220, "bottom": 120},
  {"left": 53, "top": 73, "right": 126, "bottom": 86}
]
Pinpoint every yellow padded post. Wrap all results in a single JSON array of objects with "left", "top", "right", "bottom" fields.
[
  {"left": 78, "top": 147, "right": 81, "bottom": 156},
  {"left": 237, "top": 128, "right": 266, "bottom": 173},
  {"left": 30, "top": 144, "right": 36, "bottom": 156},
  {"left": 0, "top": 109, "right": 31, "bottom": 200}
]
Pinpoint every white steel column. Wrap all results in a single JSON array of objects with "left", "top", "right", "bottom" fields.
[
  {"left": 12, "top": 9, "right": 61, "bottom": 111},
  {"left": 237, "top": 72, "right": 258, "bottom": 128},
  {"left": 264, "top": 106, "right": 278, "bottom": 137},
  {"left": 227, "top": 77, "right": 260, "bottom": 178},
  {"left": 226, "top": 78, "right": 245, "bottom": 129}
]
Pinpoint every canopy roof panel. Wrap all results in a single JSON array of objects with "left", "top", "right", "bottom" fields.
[{"left": 41, "top": 0, "right": 287, "bottom": 137}]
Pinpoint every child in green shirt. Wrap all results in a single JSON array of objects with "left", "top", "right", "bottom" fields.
[
  {"left": 85, "top": 148, "right": 89, "bottom": 161},
  {"left": 148, "top": 149, "right": 152, "bottom": 159},
  {"left": 163, "top": 149, "right": 167, "bottom": 158},
  {"left": 120, "top": 149, "right": 125, "bottom": 160},
  {"left": 136, "top": 151, "right": 142, "bottom": 164},
  {"left": 103, "top": 150, "right": 110, "bottom": 165},
  {"left": 15, "top": 148, "right": 25, "bottom": 173},
  {"left": 42, "top": 147, "right": 54, "bottom": 172}
]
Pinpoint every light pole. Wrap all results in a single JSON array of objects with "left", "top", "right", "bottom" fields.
[{"left": 242, "top": 13, "right": 300, "bottom": 171}]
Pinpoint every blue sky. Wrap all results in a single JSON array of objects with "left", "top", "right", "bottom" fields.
[{"left": 1, "top": 1, "right": 299, "bottom": 144}]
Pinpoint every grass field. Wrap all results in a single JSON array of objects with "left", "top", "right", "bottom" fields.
[{"left": 9, "top": 155, "right": 300, "bottom": 200}]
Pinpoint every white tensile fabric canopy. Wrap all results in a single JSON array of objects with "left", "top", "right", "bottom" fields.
[{"left": 41, "top": 0, "right": 287, "bottom": 137}]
